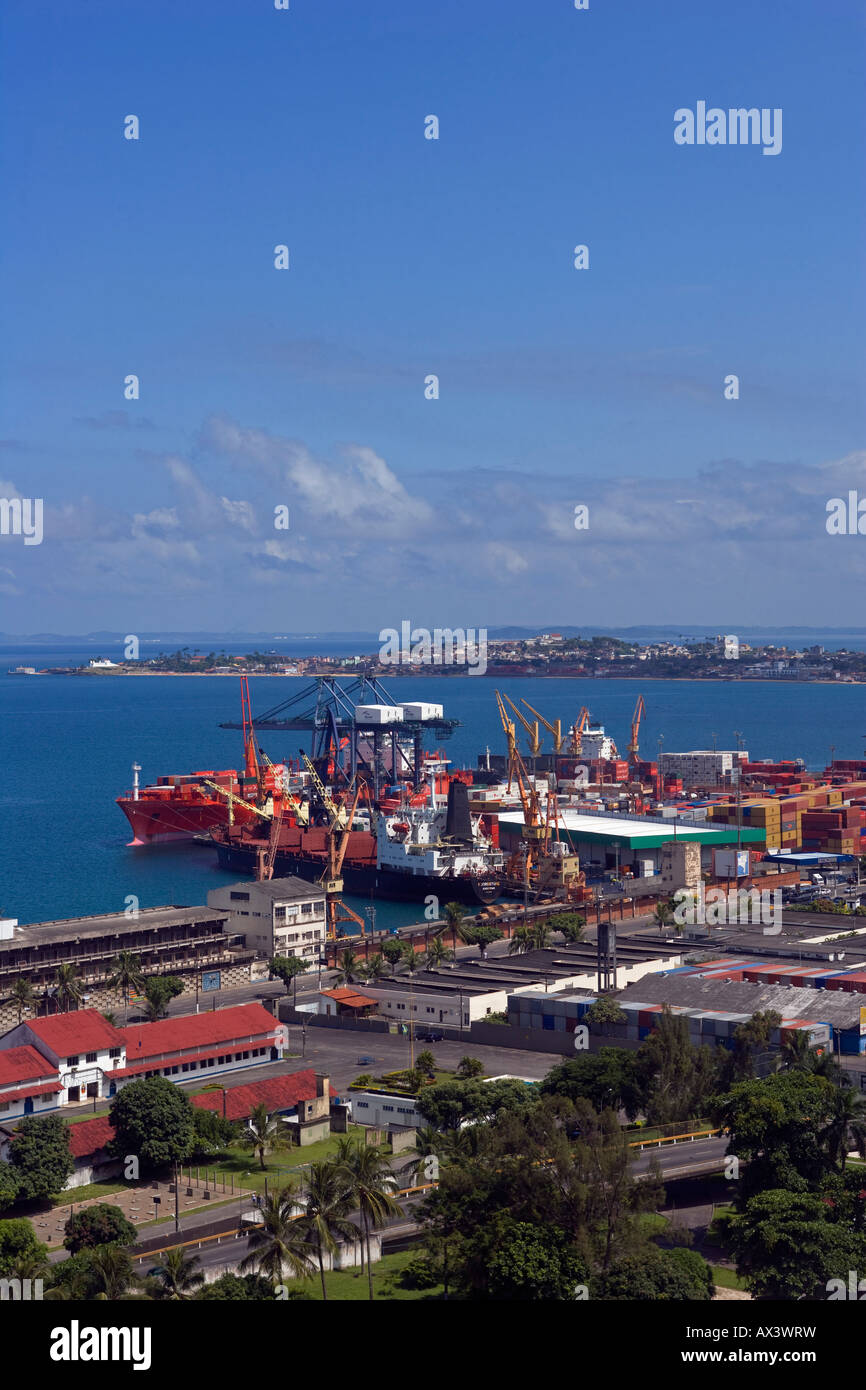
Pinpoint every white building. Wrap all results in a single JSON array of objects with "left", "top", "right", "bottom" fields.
[{"left": 207, "top": 878, "right": 327, "bottom": 964}]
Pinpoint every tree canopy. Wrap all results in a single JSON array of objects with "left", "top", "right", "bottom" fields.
[{"left": 109, "top": 1075, "right": 196, "bottom": 1172}]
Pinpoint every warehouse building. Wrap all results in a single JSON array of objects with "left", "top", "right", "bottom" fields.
[
  {"left": 0, "top": 906, "right": 255, "bottom": 1031},
  {"left": 497, "top": 807, "right": 765, "bottom": 877}
]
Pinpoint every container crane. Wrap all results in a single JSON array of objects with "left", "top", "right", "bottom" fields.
[
  {"left": 520, "top": 699, "right": 565, "bottom": 754},
  {"left": 300, "top": 752, "right": 348, "bottom": 828},
  {"left": 627, "top": 695, "right": 646, "bottom": 769}
]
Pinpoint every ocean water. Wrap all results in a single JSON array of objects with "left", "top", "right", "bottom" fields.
[{"left": 1, "top": 658, "right": 864, "bottom": 927}]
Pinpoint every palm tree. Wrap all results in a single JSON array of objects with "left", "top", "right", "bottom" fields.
[
  {"left": 508, "top": 925, "right": 534, "bottom": 956},
  {"left": 236, "top": 1102, "right": 290, "bottom": 1170},
  {"left": 109, "top": 950, "right": 145, "bottom": 1021},
  {"left": 652, "top": 901, "right": 675, "bottom": 935},
  {"left": 781, "top": 1030, "right": 813, "bottom": 1070},
  {"left": 401, "top": 945, "right": 421, "bottom": 976},
  {"left": 361, "top": 953, "right": 388, "bottom": 982},
  {"left": 332, "top": 949, "right": 359, "bottom": 986},
  {"left": 531, "top": 922, "right": 552, "bottom": 950},
  {"left": 153, "top": 1246, "right": 205, "bottom": 1300},
  {"left": 424, "top": 937, "right": 453, "bottom": 970},
  {"left": 54, "top": 962, "right": 85, "bottom": 1014},
  {"left": 301, "top": 1162, "right": 358, "bottom": 1300},
  {"left": 824, "top": 1086, "right": 866, "bottom": 1171},
  {"left": 442, "top": 902, "right": 467, "bottom": 952},
  {"left": 239, "top": 1185, "right": 317, "bottom": 1285},
  {"left": 333, "top": 1138, "right": 401, "bottom": 1299},
  {"left": 10, "top": 977, "right": 36, "bottom": 1023},
  {"left": 88, "top": 1245, "right": 136, "bottom": 1300}
]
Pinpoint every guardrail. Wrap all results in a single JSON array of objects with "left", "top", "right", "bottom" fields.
[
  {"left": 629, "top": 1127, "right": 722, "bottom": 1150},
  {"left": 130, "top": 1182, "right": 435, "bottom": 1264}
]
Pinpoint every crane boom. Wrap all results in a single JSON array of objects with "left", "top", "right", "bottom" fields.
[
  {"left": 202, "top": 779, "right": 272, "bottom": 822},
  {"left": 628, "top": 695, "right": 646, "bottom": 766},
  {"left": 570, "top": 706, "right": 591, "bottom": 756},
  {"left": 501, "top": 692, "right": 542, "bottom": 757},
  {"left": 520, "top": 699, "right": 564, "bottom": 753}
]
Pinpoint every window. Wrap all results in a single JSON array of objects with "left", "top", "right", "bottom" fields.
[
  {"left": 383, "top": 1105, "right": 394, "bottom": 1112},
  {"left": 242, "top": 1051, "right": 249, "bottom": 1059},
  {"left": 182, "top": 1063, "right": 189, "bottom": 1073},
  {"left": 301, "top": 902, "right": 313, "bottom": 915},
  {"left": 66, "top": 1056, "right": 79, "bottom": 1067},
  {"left": 357, "top": 1101, "right": 368, "bottom": 1108},
  {"left": 109, "top": 1047, "right": 121, "bottom": 1060},
  {"left": 230, "top": 891, "right": 250, "bottom": 901},
  {"left": 0, "top": 1102, "right": 8, "bottom": 1113},
  {"left": 86, "top": 1052, "right": 97, "bottom": 1064}
]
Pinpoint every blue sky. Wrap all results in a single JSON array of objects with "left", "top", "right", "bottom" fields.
[{"left": 1, "top": 0, "right": 864, "bottom": 632}]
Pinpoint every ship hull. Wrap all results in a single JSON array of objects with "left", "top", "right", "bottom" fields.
[
  {"left": 212, "top": 838, "right": 501, "bottom": 905},
  {"left": 117, "top": 797, "right": 259, "bottom": 845}
]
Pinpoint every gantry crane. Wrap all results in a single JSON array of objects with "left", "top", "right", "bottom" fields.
[
  {"left": 570, "top": 706, "right": 591, "bottom": 756},
  {"left": 300, "top": 752, "right": 348, "bottom": 827},
  {"left": 520, "top": 699, "right": 565, "bottom": 754},
  {"left": 627, "top": 695, "right": 646, "bottom": 768}
]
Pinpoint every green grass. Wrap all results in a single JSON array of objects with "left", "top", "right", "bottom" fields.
[
  {"left": 63, "top": 1109, "right": 112, "bottom": 1125},
  {"left": 195, "top": 1125, "right": 375, "bottom": 1192},
  {"left": 302, "top": 1248, "right": 443, "bottom": 1301},
  {"left": 51, "top": 1181, "right": 127, "bottom": 1207},
  {"left": 711, "top": 1264, "right": 749, "bottom": 1292}
]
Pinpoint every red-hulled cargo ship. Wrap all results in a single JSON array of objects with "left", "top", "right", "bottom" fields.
[{"left": 116, "top": 768, "right": 264, "bottom": 845}]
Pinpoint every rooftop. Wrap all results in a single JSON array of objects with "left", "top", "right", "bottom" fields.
[
  {"left": 211, "top": 878, "right": 324, "bottom": 902},
  {"left": 617, "top": 973, "right": 864, "bottom": 1027},
  {"left": 498, "top": 809, "right": 765, "bottom": 848},
  {"left": 2, "top": 905, "right": 230, "bottom": 950},
  {"left": 120, "top": 1002, "right": 280, "bottom": 1060},
  {"left": 0, "top": 1045, "right": 57, "bottom": 1088},
  {"left": 22, "top": 1009, "right": 127, "bottom": 1055},
  {"left": 191, "top": 1069, "right": 320, "bottom": 1120}
]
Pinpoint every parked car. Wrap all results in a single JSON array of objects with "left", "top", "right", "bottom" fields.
[
  {"left": 416, "top": 1030, "right": 444, "bottom": 1042},
  {"left": 356, "top": 1055, "right": 374, "bottom": 1066}
]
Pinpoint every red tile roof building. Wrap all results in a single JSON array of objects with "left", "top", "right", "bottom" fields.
[
  {"left": 191, "top": 1069, "right": 320, "bottom": 1121},
  {"left": 0, "top": 1003, "right": 288, "bottom": 1118}
]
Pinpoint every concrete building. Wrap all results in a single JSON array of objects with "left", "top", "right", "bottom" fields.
[
  {"left": 0, "top": 906, "right": 255, "bottom": 1031},
  {"left": 207, "top": 879, "right": 327, "bottom": 965},
  {"left": 659, "top": 840, "right": 702, "bottom": 894}
]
